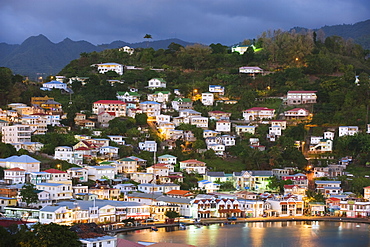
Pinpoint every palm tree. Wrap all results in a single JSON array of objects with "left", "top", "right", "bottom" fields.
[{"left": 144, "top": 34, "right": 152, "bottom": 48}]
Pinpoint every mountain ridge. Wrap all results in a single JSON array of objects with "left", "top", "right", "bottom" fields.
[{"left": 0, "top": 19, "right": 369, "bottom": 78}]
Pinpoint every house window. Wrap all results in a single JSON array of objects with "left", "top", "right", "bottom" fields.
[{"left": 282, "top": 205, "right": 287, "bottom": 214}]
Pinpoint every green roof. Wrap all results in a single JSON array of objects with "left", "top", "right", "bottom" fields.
[
  {"left": 117, "top": 91, "right": 141, "bottom": 96},
  {"left": 173, "top": 97, "right": 191, "bottom": 102},
  {"left": 153, "top": 78, "right": 166, "bottom": 82},
  {"left": 100, "top": 161, "right": 114, "bottom": 165}
]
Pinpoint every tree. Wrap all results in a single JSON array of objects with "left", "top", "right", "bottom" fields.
[
  {"left": 20, "top": 183, "right": 39, "bottom": 207},
  {"left": 164, "top": 210, "right": 181, "bottom": 219},
  {"left": 144, "top": 34, "right": 152, "bottom": 47},
  {"left": 20, "top": 223, "right": 81, "bottom": 247},
  {"left": 267, "top": 176, "right": 293, "bottom": 193}
]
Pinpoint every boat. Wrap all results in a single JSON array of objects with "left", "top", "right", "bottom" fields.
[
  {"left": 179, "top": 223, "right": 186, "bottom": 230},
  {"left": 151, "top": 226, "right": 158, "bottom": 231}
]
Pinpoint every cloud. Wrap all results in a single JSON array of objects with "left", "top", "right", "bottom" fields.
[{"left": 0, "top": 0, "right": 369, "bottom": 45}]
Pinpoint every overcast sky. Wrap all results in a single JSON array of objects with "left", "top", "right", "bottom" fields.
[{"left": 1, "top": 0, "right": 369, "bottom": 46}]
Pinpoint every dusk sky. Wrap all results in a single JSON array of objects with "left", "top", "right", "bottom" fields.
[{"left": 1, "top": 0, "right": 369, "bottom": 46}]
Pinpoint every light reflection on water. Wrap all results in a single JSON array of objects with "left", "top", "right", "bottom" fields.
[{"left": 117, "top": 221, "right": 370, "bottom": 247}]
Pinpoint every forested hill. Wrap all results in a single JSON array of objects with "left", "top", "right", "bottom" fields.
[{"left": 291, "top": 19, "right": 370, "bottom": 50}]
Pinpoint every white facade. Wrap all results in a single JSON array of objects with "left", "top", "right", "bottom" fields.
[
  {"left": 286, "top": 91, "right": 317, "bottom": 105},
  {"left": 148, "top": 78, "right": 166, "bottom": 89},
  {"left": 158, "top": 154, "right": 177, "bottom": 165},
  {"left": 139, "top": 101, "right": 161, "bottom": 117},
  {"left": 80, "top": 236, "right": 117, "bottom": 247},
  {"left": 269, "top": 125, "right": 282, "bottom": 137},
  {"left": 35, "top": 182, "right": 73, "bottom": 201},
  {"left": 215, "top": 120, "right": 231, "bottom": 132},
  {"left": 67, "top": 167, "right": 88, "bottom": 182},
  {"left": 138, "top": 140, "right": 157, "bottom": 152},
  {"left": 190, "top": 116, "right": 208, "bottom": 128},
  {"left": 239, "top": 66, "right": 263, "bottom": 74},
  {"left": 0, "top": 155, "right": 40, "bottom": 173},
  {"left": 92, "top": 100, "right": 126, "bottom": 116},
  {"left": 54, "top": 146, "right": 83, "bottom": 165},
  {"left": 201, "top": 92, "right": 214, "bottom": 106},
  {"left": 338, "top": 126, "right": 359, "bottom": 137},
  {"left": 235, "top": 125, "right": 256, "bottom": 136},
  {"left": 96, "top": 63, "right": 124, "bottom": 75},
  {"left": 87, "top": 166, "right": 116, "bottom": 180},
  {"left": 179, "top": 159, "right": 206, "bottom": 174},
  {"left": 243, "top": 107, "right": 275, "bottom": 121},
  {"left": 4, "top": 168, "right": 26, "bottom": 184},
  {"left": 42, "top": 80, "right": 67, "bottom": 90},
  {"left": 2, "top": 124, "right": 32, "bottom": 144},
  {"left": 107, "top": 135, "right": 125, "bottom": 145},
  {"left": 209, "top": 85, "right": 224, "bottom": 95}
]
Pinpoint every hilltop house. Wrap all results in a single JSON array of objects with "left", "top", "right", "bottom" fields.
[
  {"left": 92, "top": 100, "right": 126, "bottom": 117},
  {"left": 286, "top": 91, "right": 317, "bottom": 105},
  {"left": 148, "top": 78, "right": 166, "bottom": 89},
  {"left": 243, "top": 107, "right": 275, "bottom": 121},
  {"left": 94, "top": 62, "right": 124, "bottom": 75}
]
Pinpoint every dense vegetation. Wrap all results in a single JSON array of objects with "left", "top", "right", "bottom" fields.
[{"left": 2, "top": 29, "right": 370, "bottom": 174}]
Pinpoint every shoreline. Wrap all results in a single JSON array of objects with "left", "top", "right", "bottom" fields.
[{"left": 108, "top": 216, "right": 370, "bottom": 234}]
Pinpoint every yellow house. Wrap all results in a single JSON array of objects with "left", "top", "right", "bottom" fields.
[{"left": 0, "top": 197, "right": 17, "bottom": 212}]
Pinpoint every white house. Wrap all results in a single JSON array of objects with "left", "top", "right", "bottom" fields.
[
  {"left": 0, "top": 155, "right": 40, "bottom": 172},
  {"left": 147, "top": 91, "right": 171, "bottom": 103},
  {"left": 269, "top": 125, "right": 282, "bottom": 137},
  {"left": 284, "top": 108, "right": 310, "bottom": 120},
  {"left": 42, "top": 80, "right": 67, "bottom": 90},
  {"left": 138, "top": 183, "right": 180, "bottom": 193},
  {"left": 138, "top": 140, "right": 157, "bottom": 152},
  {"left": 171, "top": 98, "right": 193, "bottom": 111},
  {"left": 207, "top": 144, "right": 225, "bottom": 156},
  {"left": 209, "top": 85, "right": 225, "bottom": 95},
  {"left": 139, "top": 101, "right": 161, "bottom": 117},
  {"left": 99, "top": 146, "right": 119, "bottom": 158},
  {"left": 119, "top": 45, "right": 134, "bottom": 54},
  {"left": 203, "top": 130, "right": 220, "bottom": 138},
  {"left": 92, "top": 100, "right": 126, "bottom": 116},
  {"left": 107, "top": 135, "right": 125, "bottom": 145},
  {"left": 179, "top": 159, "right": 207, "bottom": 174},
  {"left": 190, "top": 116, "right": 209, "bottom": 128},
  {"left": 4, "top": 167, "right": 26, "bottom": 184},
  {"left": 148, "top": 78, "right": 166, "bottom": 89},
  {"left": 324, "top": 131, "right": 335, "bottom": 140},
  {"left": 221, "top": 135, "right": 236, "bottom": 146},
  {"left": 156, "top": 114, "right": 171, "bottom": 124},
  {"left": 158, "top": 154, "right": 177, "bottom": 165},
  {"left": 286, "top": 91, "right": 317, "bottom": 105},
  {"left": 67, "top": 167, "right": 88, "bottom": 182},
  {"left": 80, "top": 236, "right": 117, "bottom": 247},
  {"left": 86, "top": 166, "right": 116, "bottom": 180},
  {"left": 54, "top": 146, "right": 83, "bottom": 165},
  {"left": 215, "top": 120, "right": 231, "bottom": 132},
  {"left": 116, "top": 91, "right": 141, "bottom": 102},
  {"left": 113, "top": 183, "right": 137, "bottom": 194},
  {"left": 235, "top": 125, "right": 256, "bottom": 136},
  {"left": 2, "top": 124, "right": 32, "bottom": 144},
  {"left": 239, "top": 66, "right": 263, "bottom": 75},
  {"left": 232, "top": 45, "right": 254, "bottom": 54},
  {"left": 309, "top": 139, "right": 333, "bottom": 153},
  {"left": 197, "top": 180, "right": 220, "bottom": 193},
  {"left": 243, "top": 107, "right": 275, "bottom": 121},
  {"left": 95, "top": 62, "right": 124, "bottom": 75},
  {"left": 338, "top": 126, "right": 359, "bottom": 137},
  {"left": 35, "top": 182, "right": 73, "bottom": 202},
  {"left": 201, "top": 92, "right": 214, "bottom": 106}
]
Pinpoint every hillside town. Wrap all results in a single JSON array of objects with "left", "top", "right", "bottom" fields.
[{"left": 1, "top": 57, "right": 370, "bottom": 246}]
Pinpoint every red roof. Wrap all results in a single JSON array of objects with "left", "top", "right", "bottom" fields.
[
  {"left": 43, "top": 168, "right": 67, "bottom": 174},
  {"left": 93, "top": 100, "right": 126, "bottom": 104},
  {"left": 327, "top": 197, "right": 341, "bottom": 201},
  {"left": 75, "top": 146, "right": 91, "bottom": 151},
  {"left": 180, "top": 159, "right": 206, "bottom": 164},
  {"left": 5, "top": 167, "right": 25, "bottom": 171},
  {"left": 0, "top": 219, "right": 31, "bottom": 228},
  {"left": 245, "top": 107, "right": 274, "bottom": 111},
  {"left": 166, "top": 190, "right": 192, "bottom": 196},
  {"left": 287, "top": 108, "right": 309, "bottom": 112},
  {"left": 98, "top": 111, "right": 116, "bottom": 116},
  {"left": 150, "top": 163, "right": 170, "bottom": 168}
]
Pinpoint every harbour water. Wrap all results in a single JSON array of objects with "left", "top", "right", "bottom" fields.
[{"left": 118, "top": 221, "right": 370, "bottom": 247}]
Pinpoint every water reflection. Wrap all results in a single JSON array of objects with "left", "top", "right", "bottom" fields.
[{"left": 118, "top": 221, "right": 370, "bottom": 247}]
